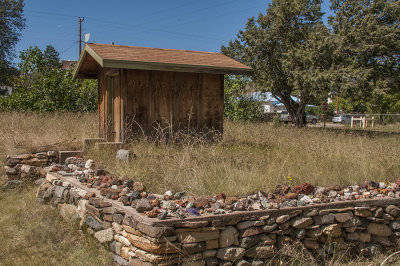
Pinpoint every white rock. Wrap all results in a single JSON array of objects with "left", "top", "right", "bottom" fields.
[
  {"left": 85, "top": 159, "right": 94, "bottom": 169},
  {"left": 300, "top": 196, "right": 313, "bottom": 204},
  {"left": 116, "top": 149, "right": 130, "bottom": 161},
  {"left": 379, "top": 182, "right": 386, "bottom": 189},
  {"left": 94, "top": 228, "right": 114, "bottom": 243},
  {"left": 46, "top": 173, "right": 58, "bottom": 183}
]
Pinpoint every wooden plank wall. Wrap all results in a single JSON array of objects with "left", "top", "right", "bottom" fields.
[
  {"left": 99, "top": 69, "right": 224, "bottom": 140},
  {"left": 98, "top": 68, "right": 106, "bottom": 139}
]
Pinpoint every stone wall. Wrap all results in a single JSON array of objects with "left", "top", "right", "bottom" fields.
[
  {"left": 4, "top": 152, "right": 400, "bottom": 265},
  {"left": 3, "top": 151, "right": 58, "bottom": 189}
]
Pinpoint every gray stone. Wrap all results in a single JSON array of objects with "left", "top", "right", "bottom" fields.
[
  {"left": 240, "top": 235, "right": 260, "bottom": 249},
  {"left": 113, "top": 254, "right": 129, "bottom": 266},
  {"left": 322, "top": 224, "right": 342, "bottom": 237},
  {"left": 367, "top": 223, "right": 392, "bottom": 236},
  {"left": 59, "top": 204, "right": 79, "bottom": 223},
  {"left": 113, "top": 214, "right": 124, "bottom": 224},
  {"left": 303, "top": 209, "right": 319, "bottom": 217},
  {"left": 116, "top": 149, "right": 130, "bottom": 161},
  {"left": 236, "top": 259, "right": 251, "bottom": 266},
  {"left": 54, "top": 186, "right": 66, "bottom": 198},
  {"left": 135, "top": 198, "right": 153, "bottom": 213},
  {"left": 341, "top": 216, "right": 362, "bottom": 228},
  {"left": 2, "top": 180, "right": 22, "bottom": 190},
  {"left": 85, "top": 215, "right": 103, "bottom": 231},
  {"left": 306, "top": 228, "right": 322, "bottom": 238},
  {"left": 94, "top": 228, "right": 114, "bottom": 243},
  {"left": 205, "top": 257, "right": 218, "bottom": 265},
  {"left": 245, "top": 245, "right": 275, "bottom": 258},
  {"left": 390, "top": 221, "right": 400, "bottom": 230},
  {"left": 183, "top": 242, "right": 206, "bottom": 254},
  {"left": 375, "top": 236, "right": 391, "bottom": 246},
  {"left": 373, "top": 207, "right": 384, "bottom": 218},
  {"left": 346, "top": 232, "right": 359, "bottom": 241},
  {"left": 386, "top": 205, "right": 400, "bottom": 217},
  {"left": 262, "top": 224, "right": 278, "bottom": 232},
  {"left": 237, "top": 220, "right": 264, "bottom": 230},
  {"left": 290, "top": 217, "right": 313, "bottom": 229},
  {"left": 303, "top": 239, "right": 319, "bottom": 250},
  {"left": 276, "top": 215, "right": 290, "bottom": 224},
  {"left": 219, "top": 226, "right": 239, "bottom": 248},
  {"left": 216, "top": 247, "right": 246, "bottom": 262},
  {"left": 334, "top": 212, "right": 352, "bottom": 223},
  {"left": 293, "top": 228, "right": 306, "bottom": 239}
]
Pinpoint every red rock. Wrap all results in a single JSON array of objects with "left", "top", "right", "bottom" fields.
[
  {"left": 274, "top": 184, "right": 291, "bottom": 195},
  {"left": 145, "top": 209, "right": 159, "bottom": 218},
  {"left": 286, "top": 193, "right": 298, "bottom": 199},
  {"left": 216, "top": 192, "right": 226, "bottom": 200},
  {"left": 194, "top": 197, "right": 209, "bottom": 209},
  {"left": 225, "top": 197, "right": 238, "bottom": 205},
  {"left": 150, "top": 199, "right": 160, "bottom": 207},
  {"left": 292, "top": 183, "right": 314, "bottom": 195}
]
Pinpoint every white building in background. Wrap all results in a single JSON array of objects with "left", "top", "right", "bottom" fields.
[
  {"left": 252, "top": 91, "right": 317, "bottom": 113},
  {"left": 0, "top": 86, "right": 12, "bottom": 96}
]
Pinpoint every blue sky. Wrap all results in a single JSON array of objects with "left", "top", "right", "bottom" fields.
[{"left": 14, "top": 0, "right": 332, "bottom": 63}]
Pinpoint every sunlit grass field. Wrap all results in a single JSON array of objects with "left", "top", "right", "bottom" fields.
[{"left": 0, "top": 112, "right": 399, "bottom": 265}]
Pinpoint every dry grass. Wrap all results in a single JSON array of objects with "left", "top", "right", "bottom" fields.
[
  {"left": 0, "top": 112, "right": 111, "bottom": 265},
  {"left": 0, "top": 112, "right": 399, "bottom": 265},
  {"left": 0, "top": 186, "right": 112, "bottom": 266},
  {"left": 91, "top": 121, "right": 400, "bottom": 196}
]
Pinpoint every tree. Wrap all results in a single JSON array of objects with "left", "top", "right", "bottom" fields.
[
  {"left": 224, "top": 75, "right": 263, "bottom": 122},
  {"left": 0, "top": 0, "right": 26, "bottom": 84},
  {"left": 329, "top": 0, "right": 400, "bottom": 107},
  {"left": 0, "top": 45, "right": 98, "bottom": 112},
  {"left": 222, "top": 0, "right": 333, "bottom": 127}
]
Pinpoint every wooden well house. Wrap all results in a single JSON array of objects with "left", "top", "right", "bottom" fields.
[{"left": 73, "top": 43, "right": 252, "bottom": 142}]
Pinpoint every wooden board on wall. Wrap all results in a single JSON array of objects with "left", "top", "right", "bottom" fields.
[
  {"left": 126, "top": 69, "right": 151, "bottom": 135},
  {"left": 153, "top": 70, "right": 174, "bottom": 130},
  {"left": 98, "top": 69, "right": 106, "bottom": 138},
  {"left": 113, "top": 74, "right": 121, "bottom": 142},
  {"left": 199, "top": 73, "right": 224, "bottom": 132},
  {"left": 174, "top": 72, "right": 199, "bottom": 131}
]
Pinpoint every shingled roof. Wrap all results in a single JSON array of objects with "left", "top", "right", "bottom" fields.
[{"left": 73, "top": 43, "right": 252, "bottom": 78}]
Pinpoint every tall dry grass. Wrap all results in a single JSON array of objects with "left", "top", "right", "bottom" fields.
[
  {"left": 0, "top": 112, "right": 399, "bottom": 265},
  {"left": 0, "top": 112, "right": 111, "bottom": 265},
  {"left": 0, "top": 112, "right": 97, "bottom": 170},
  {"left": 90, "top": 121, "right": 400, "bottom": 196}
]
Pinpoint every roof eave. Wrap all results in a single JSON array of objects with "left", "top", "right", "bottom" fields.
[
  {"left": 73, "top": 44, "right": 104, "bottom": 79},
  {"left": 102, "top": 59, "right": 253, "bottom": 75}
]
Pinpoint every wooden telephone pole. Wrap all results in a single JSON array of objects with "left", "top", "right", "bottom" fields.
[{"left": 79, "top": 17, "right": 85, "bottom": 56}]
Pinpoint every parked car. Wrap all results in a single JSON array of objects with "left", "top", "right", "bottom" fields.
[
  {"left": 332, "top": 114, "right": 351, "bottom": 124},
  {"left": 279, "top": 111, "right": 318, "bottom": 124}
]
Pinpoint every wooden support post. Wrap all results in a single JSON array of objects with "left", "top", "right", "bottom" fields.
[{"left": 351, "top": 116, "right": 354, "bottom": 129}]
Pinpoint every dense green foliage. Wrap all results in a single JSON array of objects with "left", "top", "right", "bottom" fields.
[
  {"left": 224, "top": 75, "right": 263, "bottom": 122},
  {"left": 222, "top": 0, "right": 399, "bottom": 126},
  {"left": 0, "top": 46, "right": 97, "bottom": 112},
  {"left": 329, "top": 0, "right": 400, "bottom": 98},
  {"left": 0, "top": 0, "right": 26, "bottom": 85},
  {"left": 222, "top": 0, "right": 331, "bottom": 127}
]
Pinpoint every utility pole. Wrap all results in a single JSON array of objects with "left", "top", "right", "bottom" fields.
[{"left": 79, "top": 17, "right": 85, "bottom": 56}]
